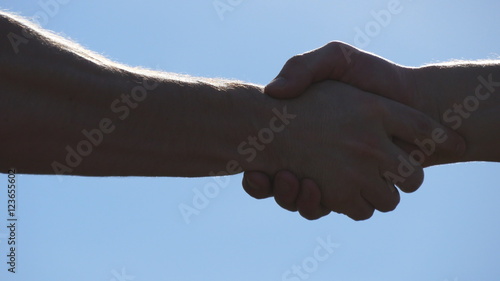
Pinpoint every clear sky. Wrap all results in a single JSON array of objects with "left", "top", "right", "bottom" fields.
[{"left": 1, "top": 0, "right": 499, "bottom": 281}]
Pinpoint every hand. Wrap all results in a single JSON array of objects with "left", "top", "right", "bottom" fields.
[
  {"left": 257, "top": 80, "right": 463, "bottom": 220},
  {"left": 243, "top": 170, "right": 331, "bottom": 219},
  {"left": 243, "top": 42, "right": 465, "bottom": 220}
]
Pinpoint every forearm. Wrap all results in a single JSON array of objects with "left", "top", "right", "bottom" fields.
[
  {"left": 0, "top": 12, "right": 279, "bottom": 177},
  {"left": 412, "top": 62, "right": 500, "bottom": 163}
]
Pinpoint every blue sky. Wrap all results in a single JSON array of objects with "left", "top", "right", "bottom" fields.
[{"left": 1, "top": 0, "right": 500, "bottom": 280}]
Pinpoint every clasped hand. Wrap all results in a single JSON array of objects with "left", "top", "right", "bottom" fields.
[{"left": 241, "top": 42, "right": 465, "bottom": 220}]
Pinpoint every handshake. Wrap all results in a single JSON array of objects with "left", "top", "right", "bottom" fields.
[
  {"left": 237, "top": 41, "right": 500, "bottom": 221},
  {"left": 1, "top": 11, "right": 498, "bottom": 221}
]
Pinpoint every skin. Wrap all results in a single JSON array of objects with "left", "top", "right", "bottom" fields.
[
  {"left": 0, "top": 13, "right": 465, "bottom": 220},
  {"left": 243, "top": 41, "right": 500, "bottom": 220}
]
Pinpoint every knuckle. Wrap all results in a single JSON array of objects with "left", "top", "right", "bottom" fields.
[
  {"left": 325, "top": 41, "right": 343, "bottom": 52},
  {"left": 350, "top": 208, "right": 375, "bottom": 221},
  {"left": 242, "top": 184, "right": 267, "bottom": 199},
  {"left": 275, "top": 196, "right": 297, "bottom": 212},
  {"left": 398, "top": 177, "right": 423, "bottom": 193},
  {"left": 400, "top": 181, "right": 422, "bottom": 193},
  {"left": 325, "top": 40, "right": 350, "bottom": 52},
  {"left": 377, "top": 196, "right": 400, "bottom": 213},
  {"left": 339, "top": 197, "right": 375, "bottom": 221},
  {"left": 300, "top": 211, "right": 321, "bottom": 221},
  {"left": 284, "top": 54, "right": 307, "bottom": 69},
  {"left": 326, "top": 191, "right": 356, "bottom": 211},
  {"left": 409, "top": 167, "right": 424, "bottom": 189}
]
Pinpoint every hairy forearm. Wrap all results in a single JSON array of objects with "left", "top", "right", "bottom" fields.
[
  {"left": 0, "top": 11, "right": 280, "bottom": 177},
  {"left": 411, "top": 62, "right": 500, "bottom": 163}
]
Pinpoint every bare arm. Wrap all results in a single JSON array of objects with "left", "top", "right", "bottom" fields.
[
  {"left": 263, "top": 41, "right": 500, "bottom": 163},
  {"left": 0, "top": 15, "right": 465, "bottom": 220},
  {"left": 0, "top": 11, "right": 277, "bottom": 177},
  {"left": 244, "top": 42, "right": 500, "bottom": 219},
  {"left": 412, "top": 62, "right": 500, "bottom": 163}
]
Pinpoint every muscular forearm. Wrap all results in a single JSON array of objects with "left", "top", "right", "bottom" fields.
[
  {"left": 0, "top": 11, "right": 281, "bottom": 177},
  {"left": 411, "top": 62, "right": 500, "bottom": 163}
]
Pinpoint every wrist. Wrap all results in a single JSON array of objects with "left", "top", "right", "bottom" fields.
[
  {"left": 226, "top": 85, "right": 289, "bottom": 175},
  {"left": 409, "top": 63, "right": 500, "bottom": 162},
  {"left": 403, "top": 66, "right": 443, "bottom": 123}
]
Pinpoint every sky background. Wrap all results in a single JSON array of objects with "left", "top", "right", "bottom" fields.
[{"left": 0, "top": 0, "right": 499, "bottom": 280}]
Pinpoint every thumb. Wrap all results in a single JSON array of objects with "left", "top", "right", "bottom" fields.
[
  {"left": 265, "top": 69, "right": 314, "bottom": 99},
  {"left": 265, "top": 41, "right": 410, "bottom": 105}
]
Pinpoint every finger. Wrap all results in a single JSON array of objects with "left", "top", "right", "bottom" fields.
[
  {"left": 242, "top": 171, "right": 274, "bottom": 199},
  {"left": 273, "top": 170, "right": 300, "bottom": 212},
  {"left": 393, "top": 137, "right": 465, "bottom": 167},
  {"left": 341, "top": 197, "right": 375, "bottom": 221},
  {"left": 392, "top": 139, "right": 424, "bottom": 163},
  {"left": 393, "top": 139, "right": 437, "bottom": 168},
  {"left": 296, "top": 178, "right": 331, "bottom": 220},
  {"left": 382, "top": 99, "right": 466, "bottom": 166},
  {"left": 379, "top": 142, "right": 424, "bottom": 193},
  {"left": 360, "top": 176, "right": 401, "bottom": 213},
  {"left": 265, "top": 41, "right": 406, "bottom": 102}
]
